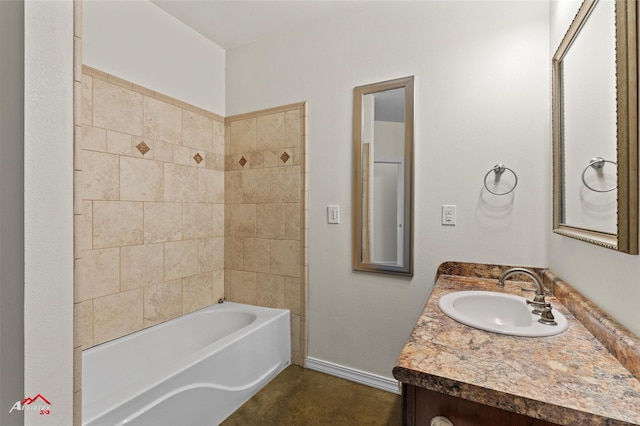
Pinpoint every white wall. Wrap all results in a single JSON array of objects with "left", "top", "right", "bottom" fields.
[
  {"left": 24, "top": 1, "right": 74, "bottom": 424},
  {"left": 83, "top": 0, "right": 226, "bottom": 115},
  {"left": 227, "top": 1, "right": 550, "bottom": 379},
  {"left": 549, "top": 0, "right": 640, "bottom": 336},
  {"left": 0, "top": 1, "right": 25, "bottom": 424}
]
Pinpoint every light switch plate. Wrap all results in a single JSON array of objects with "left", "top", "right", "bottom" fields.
[{"left": 327, "top": 205, "right": 340, "bottom": 224}]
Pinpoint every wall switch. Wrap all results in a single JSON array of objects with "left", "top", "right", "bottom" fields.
[
  {"left": 442, "top": 205, "right": 456, "bottom": 226},
  {"left": 327, "top": 205, "right": 340, "bottom": 224}
]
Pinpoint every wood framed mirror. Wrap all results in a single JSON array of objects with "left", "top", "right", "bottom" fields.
[
  {"left": 353, "top": 76, "right": 414, "bottom": 275},
  {"left": 552, "top": 0, "right": 638, "bottom": 254}
]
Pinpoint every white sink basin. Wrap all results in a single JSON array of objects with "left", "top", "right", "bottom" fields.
[{"left": 438, "top": 291, "right": 569, "bottom": 337}]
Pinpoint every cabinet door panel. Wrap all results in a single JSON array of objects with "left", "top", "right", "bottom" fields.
[{"left": 404, "top": 385, "right": 558, "bottom": 426}]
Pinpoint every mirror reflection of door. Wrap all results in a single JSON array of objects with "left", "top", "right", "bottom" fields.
[
  {"left": 363, "top": 88, "right": 405, "bottom": 266},
  {"left": 373, "top": 161, "right": 404, "bottom": 265}
]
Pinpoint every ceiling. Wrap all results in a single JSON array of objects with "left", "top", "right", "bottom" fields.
[{"left": 150, "top": 1, "right": 368, "bottom": 50}]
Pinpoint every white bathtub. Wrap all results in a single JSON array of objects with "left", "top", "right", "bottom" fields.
[{"left": 82, "top": 302, "right": 290, "bottom": 426}]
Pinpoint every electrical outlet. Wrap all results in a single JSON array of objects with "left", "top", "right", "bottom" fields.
[
  {"left": 442, "top": 205, "right": 456, "bottom": 226},
  {"left": 327, "top": 205, "right": 340, "bottom": 224}
]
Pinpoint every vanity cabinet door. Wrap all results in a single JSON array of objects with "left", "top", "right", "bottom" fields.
[{"left": 402, "top": 385, "right": 558, "bottom": 426}]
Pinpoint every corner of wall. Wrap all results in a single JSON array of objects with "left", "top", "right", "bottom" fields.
[{"left": 24, "top": 1, "right": 75, "bottom": 425}]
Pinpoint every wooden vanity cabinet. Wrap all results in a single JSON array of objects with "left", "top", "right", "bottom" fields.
[{"left": 402, "top": 384, "right": 559, "bottom": 426}]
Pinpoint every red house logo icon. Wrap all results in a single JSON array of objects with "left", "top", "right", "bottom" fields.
[
  {"left": 9, "top": 394, "right": 51, "bottom": 415},
  {"left": 22, "top": 394, "right": 51, "bottom": 406}
]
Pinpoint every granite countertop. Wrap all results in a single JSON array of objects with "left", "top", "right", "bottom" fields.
[{"left": 393, "top": 272, "right": 640, "bottom": 425}]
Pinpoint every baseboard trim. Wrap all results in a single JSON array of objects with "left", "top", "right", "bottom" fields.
[{"left": 305, "top": 357, "right": 400, "bottom": 394}]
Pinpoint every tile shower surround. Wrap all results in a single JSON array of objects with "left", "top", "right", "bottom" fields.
[
  {"left": 75, "top": 65, "right": 307, "bottom": 369},
  {"left": 225, "top": 105, "right": 308, "bottom": 366}
]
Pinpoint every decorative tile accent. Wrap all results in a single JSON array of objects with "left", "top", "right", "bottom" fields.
[
  {"left": 280, "top": 151, "right": 290, "bottom": 164},
  {"left": 239, "top": 156, "right": 247, "bottom": 167},
  {"left": 193, "top": 152, "right": 203, "bottom": 164},
  {"left": 136, "top": 141, "right": 150, "bottom": 156}
]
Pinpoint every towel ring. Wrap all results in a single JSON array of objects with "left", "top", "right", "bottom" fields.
[
  {"left": 483, "top": 164, "right": 518, "bottom": 195},
  {"left": 581, "top": 157, "right": 617, "bottom": 193}
]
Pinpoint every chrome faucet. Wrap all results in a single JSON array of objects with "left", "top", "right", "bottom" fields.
[{"left": 497, "top": 267, "right": 557, "bottom": 325}]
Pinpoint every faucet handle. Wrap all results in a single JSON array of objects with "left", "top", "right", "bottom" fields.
[
  {"left": 526, "top": 298, "right": 549, "bottom": 315},
  {"left": 538, "top": 306, "right": 558, "bottom": 326}
]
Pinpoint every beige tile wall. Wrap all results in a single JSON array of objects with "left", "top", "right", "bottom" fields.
[
  {"left": 75, "top": 65, "right": 226, "bottom": 351},
  {"left": 73, "top": 3, "right": 305, "bottom": 424},
  {"left": 75, "top": 67, "right": 307, "bottom": 363},
  {"left": 225, "top": 104, "right": 308, "bottom": 366}
]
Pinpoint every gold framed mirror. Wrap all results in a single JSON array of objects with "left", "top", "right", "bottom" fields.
[
  {"left": 353, "top": 76, "right": 414, "bottom": 275},
  {"left": 552, "top": 0, "right": 638, "bottom": 254}
]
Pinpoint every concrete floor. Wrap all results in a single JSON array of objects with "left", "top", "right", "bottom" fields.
[{"left": 221, "top": 365, "right": 402, "bottom": 425}]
